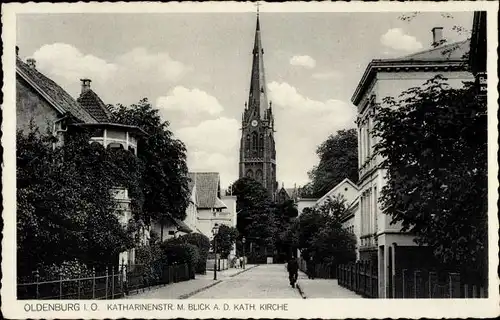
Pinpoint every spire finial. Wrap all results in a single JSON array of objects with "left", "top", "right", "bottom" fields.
[{"left": 256, "top": 1, "right": 261, "bottom": 16}]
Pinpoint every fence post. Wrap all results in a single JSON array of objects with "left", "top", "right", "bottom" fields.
[
  {"left": 120, "top": 261, "right": 124, "bottom": 296},
  {"left": 472, "top": 285, "right": 477, "bottom": 298},
  {"left": 448, "top": 273, "right": 460, "bottom": 298},
  {"left": 35, "top": 269, "right": 40, "bottom": 299},
  {"left": 59, "top": 271, "right": 63, "bottom": 300},
  {"left": 92, "top": 267, "right": 96, "bottom": 299},
  {"left": 464, "top": 284, "right": 469, "bottom": 298},
  {"left": 111, "top": 266, "right": 115, "bottom": 299},
  {"left": 428, "top": 271, "right": 436, "bottom": 298},
  {"left": 414, "top": 270, "right": 421, "bottom": 298},
  {"left": 402, "top": 269, "right": 407, "bottom": 299},
  {"left": 105, "top": 267, "right": 109, "bottom": 300}
]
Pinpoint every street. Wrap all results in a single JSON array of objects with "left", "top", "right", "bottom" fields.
[{"left": 190, "top": 264, "right": 305, "bottom": 299}]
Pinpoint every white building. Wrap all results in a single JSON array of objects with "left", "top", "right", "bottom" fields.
[{"left": 351, "top": 28, "right": 473, "bottom": 298}]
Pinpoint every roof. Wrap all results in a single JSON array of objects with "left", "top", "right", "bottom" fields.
[
  {"left": 189, "top": 172, "right": 224, "bottom": 209},
  {"left": 402, "top": 40, "right": 469, "bottom": 61},
  {"left": 69, "top": 122, "right": 147, "bottom": 136},
  {"left": 351, "top": 39, "right": 470, "bottom": 105},
  {"left": 77, "top": 89, "right": 113, "bottom": 122},
  {"left": 316, "top": 178, "right": 359, "bottom": 205},
  {"left": 16, "top": 58, "right": 96, "bottom": 123}
]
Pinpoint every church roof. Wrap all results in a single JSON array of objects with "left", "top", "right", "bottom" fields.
[
  {"left": 16, "top": 58, "right": 96, "bottom": 123},
  {"left": 247, "top": 13, "right": 269, "bottom": 120},
  {"left": 189, "top": 172, "right": 225, "bottom": 209},
  {"left": 77, "top": 89, "right": 113, "bottom": 123}
]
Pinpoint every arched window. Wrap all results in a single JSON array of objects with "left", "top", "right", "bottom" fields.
[
  {"left": 246, "top": 169, "right": 254, "bottom": 179},
  {"left": 246, "top": 134, "right": 251, "bottom": 152},
  {"left": 252, "top": 132, "right": 258, "bottom": 150},
  {"left": 255, "top": 169, "right": 263, "bottom": 182}
]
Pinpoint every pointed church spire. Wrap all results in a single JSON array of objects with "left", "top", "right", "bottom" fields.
[{"left": 248, "top": 8, "right": 268, "bottom": 120}]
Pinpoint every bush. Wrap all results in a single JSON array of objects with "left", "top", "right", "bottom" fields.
[
  {"left": 160, "top": 242, "right": 199, "bottom": 268},
  {"left": 176, "top": 233, "right": 210, "bottom": 274}
]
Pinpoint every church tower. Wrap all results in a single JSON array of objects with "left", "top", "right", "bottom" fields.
[{"left": 239, "top": 12, "right": 277, "bottom": 197}]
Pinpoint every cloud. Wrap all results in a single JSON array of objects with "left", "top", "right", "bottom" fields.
[
  {"left": 33, "top": 43, "right": 118, "bottom": 84},
  {"left": 289, "top": 55, "right": 316, "bottom": 69},
  {"left": 311, "top": 71, "right": 341, "bottom": 80},
  {"left": 175, "top": 117, "right": 240, "bottom": 187},
  {"left": 156, "top": 86, "right": 223, "bottom": 125},
  {"left": 380, "top": 28, "right": 423, "bottom": 52},
  {"left": 31, "top": 43, "right": 191, "bottom": 104},
  {"left": 267, "top": 81, "right": 357, "bottom": 186}
]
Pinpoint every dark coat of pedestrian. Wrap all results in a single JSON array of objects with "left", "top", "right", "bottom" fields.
[{"left": 287, "top": 257, "right": 299, "bottom": 288}]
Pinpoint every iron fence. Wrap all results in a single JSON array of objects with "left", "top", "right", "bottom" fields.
[
  {"left": 18, "top": 262, "right": 194, "bottom": 300},
  {"left": 395, "top": 269, "right": 487, "bottom": 298}
]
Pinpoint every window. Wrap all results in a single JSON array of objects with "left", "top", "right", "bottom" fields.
[
  {"left": 168, "top": 230, "right": 175, "bottom": 236},
  {"left": 108, "top": 142, "right": 124, "bottom": 150}
]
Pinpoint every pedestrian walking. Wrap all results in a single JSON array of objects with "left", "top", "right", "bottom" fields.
[
  {"left": 287, "top": 255, "right": 299, "bottom": 288},
  {"left": 306, "top": 256, "right": 316, "bottom": 279},
  {"left": 239, "top": 256, "right": 244, "bottom": 269}
]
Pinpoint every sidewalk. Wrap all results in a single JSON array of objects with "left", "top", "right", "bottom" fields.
[
  {"left": 296, "top": 279, "right": 363, "bottom": 299},
  {"left": 126, "top": 265, "right": 257, "bottom": 299}
]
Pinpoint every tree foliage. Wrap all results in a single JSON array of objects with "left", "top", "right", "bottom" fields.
[
  {"left": 213, "top": 225, "right": 239, "bottom": 258},
  {"left": 109, "top": 99, "right": 190, "bottom": 224},
  {"left": 285, "top": 195, "right": 357, "bottom": 266},
  {"left": 302, "top": 129, "right": 358, "bottom": 198},
  {"left": 233, "top": 177, "right": 277, "bottom": 253},
  {"left": 17, "top": 125, "right": 143, "bottom": 277},
  {"left": 372, "top": 75, "right": 487, "bottom": 275}
]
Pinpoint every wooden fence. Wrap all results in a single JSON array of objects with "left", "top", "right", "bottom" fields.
[
  {"left": 17, "top": 262, "right": 194, "bottom": 300},
  {"left": 337, "top": 261, "right": 378, "bottom": 298},
  {"left": 298, "top": 258, "right": 337, "bottom": 279}
]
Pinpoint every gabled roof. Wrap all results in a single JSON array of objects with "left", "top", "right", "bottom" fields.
[
  {"left": 189, "top": 172, "right": 225, "bottom": 209},
  {"left": 77, "top": 89, "right": 113, "bottom": 123},
  {"left": 316, "top": 178, "right": 359, "bottom": 205},
  {"left": 16, "top": 58, "right": 96, "bottom": 123},
  {"left": 351, "top": 39, "right": 470, "bottom": 105}
]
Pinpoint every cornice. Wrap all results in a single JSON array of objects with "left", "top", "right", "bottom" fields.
[{"left": 351, "top": 59, "right": 467, "bottom": 106}]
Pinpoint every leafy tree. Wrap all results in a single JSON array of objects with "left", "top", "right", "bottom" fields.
[
  {"left": 110, "top": 99, "right": 191, "bottom": 239},
  {"left": 17, "top": 125, "right": 143, "bottom": 278},
  {"left": 232, "top": 177, "right": 277, "bottom": 255},
  {"left": 213, "top": 225, "right": 239, "bottom": 258},
  {"left": 284, "top": 195, "right": 356, "bottom": 266},
  {"left": 306, "top": 129, "right": 358, "bottom": 198},
  {"left": 372, "top": 75, "right": 487, "bottom": 276},
  {"left": 160, "top": 241, "right": 199, "bottom": 267}
]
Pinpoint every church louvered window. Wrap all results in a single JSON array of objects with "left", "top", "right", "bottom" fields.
[
  {"left": 252, "top": 132, "right": 258, "bottom": 157},
  {"left": 259, "top": 134, "right": 264, "bottom": 157},
  {"left": 246, "top": 134, "right": 251, "bottom": 153}
]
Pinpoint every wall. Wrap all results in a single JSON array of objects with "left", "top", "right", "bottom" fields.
[
  {"left": 16, "top": 77, "right": 60, "bottom": 134},
  {"left": 296, "top": 199, "right": 317, "bottom": 216}
]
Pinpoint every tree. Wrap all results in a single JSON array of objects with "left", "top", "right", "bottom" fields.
[
  {"left": 285, "top": 195, "right": 356, "bottom": 266},
  {"left": 110, "top": 99, "right": 191, "bottom": 239},
  {"left": 17, "top": 125, "right": 143, "bottom": 277},
  {"left": 307, "top": 129, "right": 358, "bottom": 198},
  {"left": 213, "top": 225, "right": 239, "bottom": 259},
  {"left": 372, "top": 75, "right": 487, "bottom": 276},
  {"left": 232, "top": 177, "right": 277, "bottom": 256}
]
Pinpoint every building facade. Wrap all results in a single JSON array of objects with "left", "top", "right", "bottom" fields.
[
  {"left": 351, "top": 28, "right": 473, "bottom": 298},
  {"left": 239, "top": 14, "right": 277, "bottom": 197}
]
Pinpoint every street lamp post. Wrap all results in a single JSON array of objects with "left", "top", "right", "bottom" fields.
[
  {"left": 212, "top": 224, "right": 220, "bottom": 281},
  {"left": 242, "top": 237, "right": 246, "bottom": 269}
]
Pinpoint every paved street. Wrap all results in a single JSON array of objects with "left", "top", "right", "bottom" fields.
[{"left": 190, "top": 264, "right": 305, "bottom": 299}]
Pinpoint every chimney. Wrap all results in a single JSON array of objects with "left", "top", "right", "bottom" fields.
[
  {"left": 16, "top": 46, "right": 19, "bottom": 58},
  {"left": 26, "top": 58, "right": 36, "bottom": 69},
  {"left": 80, "top": 78, "right": 91, "bottom": 94},
  {"left": 432, "top": 27, "right": 444, "bottom": 47}
]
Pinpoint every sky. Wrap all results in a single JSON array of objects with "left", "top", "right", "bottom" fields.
[{"left": 16, "top": 10, "right": 473, "bottom": 188}]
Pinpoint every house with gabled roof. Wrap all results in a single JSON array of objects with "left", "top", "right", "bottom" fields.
[
  {"left": 191, "top": 172, "right": 237, "bottom": 246},
  {"left": 351, "top": 28, "right": 473, "bottom": 298},
  {"left": 16, "top": 49, "right": 146, "bottom": 267}
]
